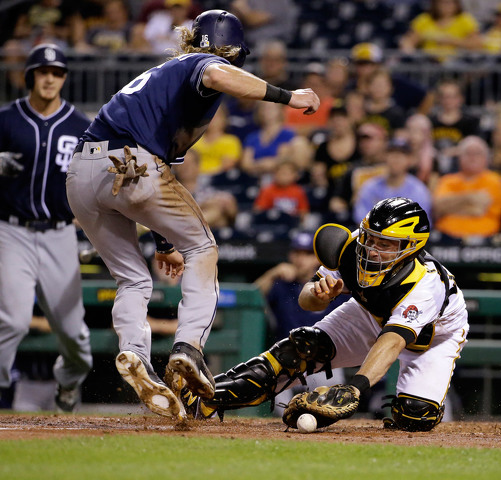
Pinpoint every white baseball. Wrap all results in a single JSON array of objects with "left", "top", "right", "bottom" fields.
[{"left": 297, "top": 413, "right": 317, "bottom": 433}]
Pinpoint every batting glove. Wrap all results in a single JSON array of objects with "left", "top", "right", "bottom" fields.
[{"left": 0, "top": 152, "right": 24, "bottom": 177}]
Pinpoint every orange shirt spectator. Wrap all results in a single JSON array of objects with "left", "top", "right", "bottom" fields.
[
  {"left": 254, "top": 160, "right": 309, "bottom": 217},
  {"left": 285, "top": 63, "right": 334, "bottom": 136},
  {"left": 433, "top": 136, "right": 501, "bottom": 239}
]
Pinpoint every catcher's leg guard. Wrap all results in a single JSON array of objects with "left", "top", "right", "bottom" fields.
[
  {"left": 384, "top": 393, "right": 444, "bottom": 432},
  {"left": 204, "top": 327, "right": 336, "bottom": 411}
]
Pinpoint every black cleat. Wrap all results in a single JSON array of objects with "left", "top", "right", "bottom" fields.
[{"left": 168, "top": 343, "right": 215, "bottom": 399}]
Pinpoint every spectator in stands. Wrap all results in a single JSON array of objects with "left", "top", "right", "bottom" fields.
[
  {"left": 139, "top": 0, "right": 194, "bottom": 54},
  {"left": 241, "top": 102, "right": 296, "bottom": 181},
  {"left": 362, "top": 67, "right": 407, "bottom": 135},
  {"left": 489, "top": 111, "right": 501, "bottom": 174},
  {"left": 344, "top": 90, "right": 367, "bottom": 128},
  {"left": 312, "top": 103, "right": 358, "bottom": 193},
  {"left": 429, "top": 78, "right": 481, "bottom": 175},
  {"left": 254, "top": 39, "right": 297, "bottom": 91},
  {"left": 85, "top": 0, "right": 134, "bottom": 52},
  {"left": 325, "top": 57, "right": 350, "bottom": 99},
  {"left": 6, "top": 0, "right": 85, "bottom": 50},
  {"left": 1, "top": 0, "right": 86, "bottom": 92},
  {"left": 230, "top": 0, "right": 298, "bottom": 50},
  {"left": 399, "top": 0, "right": 483, "bottom": 62},
  {"left": 284, "top": 63, "right": 334, "bottom": 137},
  {"left": 330, "top": 122, "right": 389, "bottom": 226},
  {"left": 353, "top": 137, "right": 433, "bottom": 224},
  {"left": 348, "top": 42, "right": 434, "bottom": 115},
  {"left": 481, "top": 3, "right": 501, "bottom": 54},
  {"left": 432, "top": 136, "right": 501, "bottom": 242},
  {"left": 253, "top": 159, "right": 309, "bottom": 220},
  {"left": 173, "top": 150, "right": 239, "bottom": 230},
  {"left": 255, "top": 231, "right": 347, "bottom": 342},
  {"left": 401, "top": 114, "right": 439, "bottom": 188},
  {"left": 191, "top": 106, "right": 242, "bottom": 176}
]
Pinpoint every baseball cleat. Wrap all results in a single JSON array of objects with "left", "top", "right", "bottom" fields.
[
  {"left": 116, "top": 351, "right": 184, "bottom": 419},
  {"left": 55, "top": 384, "right": 80, "bottom": 413},
  {"left": 168, "top": 342, "right": 215, "bottom": 399}
]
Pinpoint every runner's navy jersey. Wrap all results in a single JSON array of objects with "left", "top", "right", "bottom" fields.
[
  {"left": 0, "top": 98, "right": 90, "bottom": 222},
  {"left": 83, "top": 53, "right": 230, "bottom": 163}
]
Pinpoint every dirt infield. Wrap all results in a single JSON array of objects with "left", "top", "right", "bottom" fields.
[{"left": 0, "top": 414, "right": 499, "bottom": 448}]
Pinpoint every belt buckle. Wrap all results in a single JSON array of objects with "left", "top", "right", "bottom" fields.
[{"left": 26, "top": 220, "right": 51, "bottom": 232}]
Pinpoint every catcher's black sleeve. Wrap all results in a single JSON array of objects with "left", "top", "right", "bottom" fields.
[{"left": 380, "top": 324, "right": 417, "bottom": 345}]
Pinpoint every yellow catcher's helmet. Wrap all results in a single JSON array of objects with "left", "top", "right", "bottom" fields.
[{"left": 356, "top": 197, "right": 430, "bottom": 288}]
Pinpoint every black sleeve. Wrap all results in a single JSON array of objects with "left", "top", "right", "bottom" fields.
[{"left": 379, "top": 324, "right": 417, "bottom": 346}]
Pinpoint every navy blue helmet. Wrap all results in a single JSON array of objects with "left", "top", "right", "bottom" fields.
[
  {"left": 192, "top": 10, "right": 250, "bottom": 68},
  {"left": 24, "top": 43, "right": 68, "bottom": 89}
]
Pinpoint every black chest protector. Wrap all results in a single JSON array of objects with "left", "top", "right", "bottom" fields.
[{"left": 338, "top": 241, "right": 420, "bottom": 324}]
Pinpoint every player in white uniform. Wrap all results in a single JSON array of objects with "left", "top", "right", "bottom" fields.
[{"left": 184, "top": 197, "right": 469, "bottom": 431}]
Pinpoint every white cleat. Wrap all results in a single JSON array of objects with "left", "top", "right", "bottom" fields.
[{"left": 116, "top": 351, "right": 185, "bottom": 419}]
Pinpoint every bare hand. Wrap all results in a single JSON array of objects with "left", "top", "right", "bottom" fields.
[
  {"left": 288, "top": 88, "right": 320, "bottom": 115},
  {"left": 155, "top": 250, "right": 184, "bottom": 279},
  {"left": 310, "top": 274, "right": 344, "bottom": 301}
]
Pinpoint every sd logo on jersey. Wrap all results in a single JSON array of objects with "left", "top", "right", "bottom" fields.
[{"left": 56, "top": 135, "right": 78, "bottom": 172}]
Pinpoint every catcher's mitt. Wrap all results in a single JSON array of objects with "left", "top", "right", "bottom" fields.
[{"left": 283, "top": 384, "right": 360, "bottom": 429}]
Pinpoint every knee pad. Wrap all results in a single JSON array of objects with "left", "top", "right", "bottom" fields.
[
  {"left": 389, "top": 393, "right": 444, "bottom": 432},
  {"left": 288, "top": 327, "right": 336, "bottom": 366}
]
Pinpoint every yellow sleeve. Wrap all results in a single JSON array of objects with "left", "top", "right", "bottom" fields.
[
  {"left": 411, "top": 13, "right": 432, "bottom": 34},
  {"left": 457, "top": 12, "right": 479, "bottom": 35}
]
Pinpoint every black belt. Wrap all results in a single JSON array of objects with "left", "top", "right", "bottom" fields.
[
  {"left": 74, "top": 137, "right": 137, "bottom": 154},
  {"left": 0, "top": 214, "right": 72, "bottom": 232}
]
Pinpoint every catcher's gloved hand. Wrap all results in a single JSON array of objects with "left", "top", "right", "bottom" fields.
[
  {"left": 107, "top": 145, "right": 149, "bottom": 195},
  {"left": 0, "top": 152, "right": 24, "bottom": 177},
  {"left": 283, "top": 384, "right": 360, "bottom": 429}
]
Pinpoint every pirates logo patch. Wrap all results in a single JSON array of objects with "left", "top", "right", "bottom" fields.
[{"left": 402, "top": 305, "right": 421, "bottom": 322}]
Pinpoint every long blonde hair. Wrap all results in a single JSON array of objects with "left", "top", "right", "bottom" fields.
[{"left": 172, "top": 26, "right": 242, "bottom": 63}]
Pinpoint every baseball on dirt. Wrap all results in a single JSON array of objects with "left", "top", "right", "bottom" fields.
[{"left": 297, "top": 413, "right": 317, "bottom": 433}]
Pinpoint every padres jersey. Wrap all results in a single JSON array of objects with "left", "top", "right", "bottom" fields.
[
  {"left": 83, "top": 53, "right": 230, "bottom": 163},
  {"left": 315, "top": 241, "right": 466, "bottom": 352},
  {"left": 0, "top": 98, "right": 90, "bottom": 221}
]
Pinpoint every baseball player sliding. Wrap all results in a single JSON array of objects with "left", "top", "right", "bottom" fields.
[
  {"left": 66, "top": 9, "right": 320, "bottom": 418},
  {"left": 0, "top": 44, "right": 93, "bottom": 411},
  {"left": 185, "top": 198, "right": 469, "bottom": 432}
]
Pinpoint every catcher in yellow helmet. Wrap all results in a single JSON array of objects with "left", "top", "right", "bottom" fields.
[{"left": 168, "top": 197, "right": 469, "bottom": 432}]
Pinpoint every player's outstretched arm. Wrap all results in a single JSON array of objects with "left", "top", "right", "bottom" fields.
[
  {"left": 356, "top": 332, "right": 406, "bottom": 388},
  {"left": 202, "top": 63, "right": 319, "bottom": 114}
]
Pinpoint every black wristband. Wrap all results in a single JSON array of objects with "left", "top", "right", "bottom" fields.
[
  {"left": 263, "top": 83, "right": 292, "bottom": 105},
  {"left": 349, "top": 374, "right": 371, "bottom": 394},
  {"left": 151, "top": 231, "right": 174, "bottom": 254}
]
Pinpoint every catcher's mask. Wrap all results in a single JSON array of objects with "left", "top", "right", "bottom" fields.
[
  {"left": 192, "top": 9, "right": 250, "bottom": 67},
  {"left": 356, "top": 197, "right": 430, "bottom": 288},
  {"left": 24, "top": 43, "right": 68, "bottom": 90}
]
